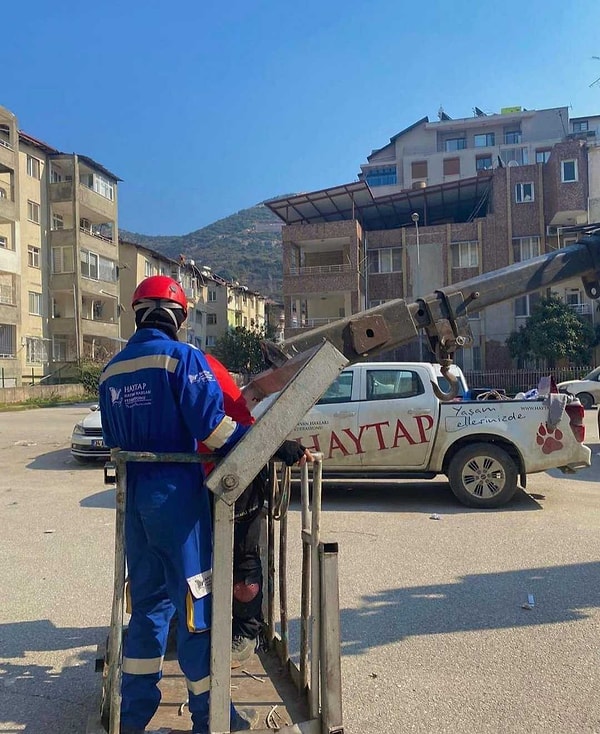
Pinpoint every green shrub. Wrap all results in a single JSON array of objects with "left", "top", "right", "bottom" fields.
[{"left": 77, "top": 361, "right": 104, "bottom": 397}]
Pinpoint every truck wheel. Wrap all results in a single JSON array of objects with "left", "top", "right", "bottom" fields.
[
  {"left": 577, "top": 392, "right": 594, "bottom": 410},
  {"left": 448, "top": 444, "right": 518, "bottom": 508}
]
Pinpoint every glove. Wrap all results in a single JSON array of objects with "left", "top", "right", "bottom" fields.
[{"left": 274, "top": 440, "right": 307, "bottom": 466}]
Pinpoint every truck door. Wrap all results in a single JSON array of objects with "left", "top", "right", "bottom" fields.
[
  {"left": 358, "top": 366, "right": 436, "bottom": 470},
  {"left": 289, "top": 369, "right": 362, "bottom": 469}
]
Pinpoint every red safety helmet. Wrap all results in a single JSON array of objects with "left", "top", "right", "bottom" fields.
[{"left": 131, "top": 275, "right": 188, "bottom": 317}]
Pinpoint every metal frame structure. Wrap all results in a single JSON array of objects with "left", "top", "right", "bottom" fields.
[{"left": 88, "top": 341, "right": 349, "bottom": 734}]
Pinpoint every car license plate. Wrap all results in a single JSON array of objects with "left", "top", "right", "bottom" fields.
[{"left": 91, "top": 439, "right": 105, "bottom": 448}]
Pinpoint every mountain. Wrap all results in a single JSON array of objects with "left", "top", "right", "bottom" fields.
[{"left": 120, "top": 202, "right": 287, "bottom": 297}]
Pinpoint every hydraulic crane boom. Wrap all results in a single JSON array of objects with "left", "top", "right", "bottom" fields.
[{"left": 264, "top": 234, "right": 600, "bottom": 368}]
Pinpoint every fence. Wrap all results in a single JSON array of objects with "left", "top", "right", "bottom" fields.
[{"left": 464, "top": 366, "right": 593, "bottom": 395}]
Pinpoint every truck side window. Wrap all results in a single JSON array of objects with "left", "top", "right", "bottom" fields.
[
  {"left": 366, "top": 369, "right": 424, "bottom": 400},
  {"left": 317, "top": 372, "right": 354, "bottom": 404}
]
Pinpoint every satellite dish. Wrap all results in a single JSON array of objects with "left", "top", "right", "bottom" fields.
[{"left": 507, "top": 160, "right": 520, "bottom": 167}]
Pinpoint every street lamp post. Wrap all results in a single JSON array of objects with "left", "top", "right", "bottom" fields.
[{"left": 411, "top": 212, "right": 423, "bottom": 361}]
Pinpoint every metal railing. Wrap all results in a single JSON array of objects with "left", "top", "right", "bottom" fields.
[
  {"left": 0, "top": 138, "right": 13, "bottom": 151},
  {"left": 79, "top": 226, "right": 114, "bottom": 243},
  {"left": 464, "top": 366, "right": 594, "bottom": 394},
  {"left": 101, "top": 450, "right": 343, "bottom": 734},
  {"left": 288, "top": 264, "right": 352, "bottom": 276}
]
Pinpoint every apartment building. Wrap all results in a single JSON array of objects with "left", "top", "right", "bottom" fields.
[
  {"left": 267, "top": 104, "right": 597, "bottom": 370},
  {"left": 0, "top": 103, "right": 122, "bottom": 385},
  {"left": 200, "top": 267, "right": 267, "bottom": 353}
]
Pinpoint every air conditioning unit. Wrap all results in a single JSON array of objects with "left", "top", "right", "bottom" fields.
[{"left": 546, "top": 225, "right": 559, "bottom": 237}]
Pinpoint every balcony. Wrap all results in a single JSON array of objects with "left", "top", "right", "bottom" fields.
[
  {"left": 79, "top": 183, "right": 115, "bottom": 219},
  {"left": 0, "top": 185, "right": 16, "bottom": 223},
  {"left": 81, "top": 318, "right": 119, "bottom": 339},
  {"left": 79, "top": 227, "right": 116, "bottom": 254},
  {"left": 568, "top": 303, "right": 591, "bottom": 315},
  {"left": 49, "top": 180, "right": 75, "bottom": 203},
  {"left": 288, "top": 264, "right": 353, "bottom": 276},
  {"left": 0, "top": 139, "right": 15, "bottom": 169}
]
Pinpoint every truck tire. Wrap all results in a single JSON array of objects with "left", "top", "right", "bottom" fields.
[{"left": 448, "top": 443, "right": 518, "bottom": 508}]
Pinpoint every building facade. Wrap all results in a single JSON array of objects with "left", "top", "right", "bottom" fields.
[{"left": 268, "top": 105, "right": 599, "bottom": 370}]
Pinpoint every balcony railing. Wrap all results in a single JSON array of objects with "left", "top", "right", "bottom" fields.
[
  {"left": 0, "top": 138, "right": 13, "bottom": 151},
  {"left": 291, "top": 317, "right": 340, "bottom": 328},
  {"left": 288, "top": 264, "right": 353, "bottom": 276},
  {"left": 80, "top": 226, "right": 114, "bottom": 244},
  {"left": 568, "top": 303, "right": 591, "bottom": 315}
]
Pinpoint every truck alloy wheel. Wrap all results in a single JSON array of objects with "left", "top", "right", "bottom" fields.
[{"left": 448, "top": 443, "right": 518, "bottom": 508}]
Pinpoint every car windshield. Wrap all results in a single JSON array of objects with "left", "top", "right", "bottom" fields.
[{"left": 582, "top": 366, "right": 600, "bottom": 381}]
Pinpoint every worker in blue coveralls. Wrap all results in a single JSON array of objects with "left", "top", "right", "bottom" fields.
[{"left": 98, "top": 275, "right": 258, "bottom": 734}]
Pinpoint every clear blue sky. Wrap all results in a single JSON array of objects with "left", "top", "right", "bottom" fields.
[{"left": 3, "top": 0, "right": 600, "bottom": 235}]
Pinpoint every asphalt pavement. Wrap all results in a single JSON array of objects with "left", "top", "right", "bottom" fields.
[{"left": 0, "top": 404, "right": 598, "bottom": 733}]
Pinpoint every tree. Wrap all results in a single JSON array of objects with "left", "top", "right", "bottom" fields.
[
  {"left": 507, "top": 295, "right": 596, "bottom": 367},
  {"left": 213, "top": 323, "right": 277, "bottom": 374}
]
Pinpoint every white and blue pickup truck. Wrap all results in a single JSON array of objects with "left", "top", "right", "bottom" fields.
[{"left": 274, "top": 362, "right": 591, "bottom": 509}]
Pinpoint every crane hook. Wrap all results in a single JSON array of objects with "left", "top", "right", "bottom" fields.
[{"left": 431, "top": 359, "right": 460, "bottom": 401}]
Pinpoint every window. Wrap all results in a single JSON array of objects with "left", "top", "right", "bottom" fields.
[
  {"left": 28, "top": 245, "right": 40, "bottom": 268},
  {"left": 26, "top": 337, "right": 47, "bottom": 363},
  {"left": 443, "top": 157, "right": 460, "bottom": 176},
  {"left": 501, "top": 147, "right": 528, "bottom": 165},
  {"left": 474, "top": 133, "right": 495, "bottom": 147},
  {"left": 27, "top": 200, "right": 40, "bottom": 224},
  {"left": 144, "top": 260, "right": 155, "bottom": 278},
  {"left": 29, "top": 291, "right": 43, "bottom": 315},
  {"left": 476, "top": 155, "right": 493, "bottom": 171},
  {"left": 50, "top": 166, "right": 63, "bottom": 183},
  {"left": 411, "top": 161, "right": 427, "bottom": 179},
  {"left": 26, "top": 155, "right": 41, "bottom": 179},
  {"left": 206, "top": 313, "right": 217, "bottom": 325},
  {"left": 208, "top": 290, "right": 217, "bottom": 302},
  {"left": 451, "top": 241, "right": 479, "bottom": 268},
  {"left": 98, "top": 256, "right": 117, "bottom": 282},
  {"left": 0, "top": 324, "right": 16, "bottom": 357},
  {"left": 82, "top": 171, "right": 115, "bottom": 201},
  {"left": 536, "top": 149, "right": 551, "bottom": 164},
  {"left": 205, "top": 335, "right": 216, "bottom": 347},
  {"left": 52, "top": 212, "right": 64, "bottom": 230},
  {"left": 515, "top": 292, "right": 540, "bottom": 317},
  {"left": 80, "top": 249, "right": 99, "bottom": 279},
  {"left": 0, "top": 236, "right": 8, "bottom": 249},
  {"left": 561, "top": 160, "right": 578, "bottom": 183},
  {"left": 365, "top": 166, "right": 397, "bottom": 187},
  {"left": 444, "top": 138, "right": 466, "bottom": 152},
  {"left": 572, "top": 120, "right": 588, "bottom": 132},
  {"left": 52, "top": 336, "right": 67, "bottom": 361},
  {"left": 52, "top": 246, "right": 75, "bottom": 273},
  {"left": 0, "top": 279, "right": 15, "bottom": 305},
  {"left": 513, "top": 236, "right": 540, "bottom": 262},
  {"left": 0, "top": 187, "right": 6, "bottom": 199},
  {"left": 368, "top": 247, "right": 402, "bottom": 274},
  {"left": 318, "top": 371, "right": 353, "bottom": 404},
  {"left": 515, "top": 182, "right": 534, "bottom": 203},
  {"left": 366, "top": 369, "right": 424, "bottom": 400},
  {"left": 504, "top": 130, "right": 521, "bottom": 144}
]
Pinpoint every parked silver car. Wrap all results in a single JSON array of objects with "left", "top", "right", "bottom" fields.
[
  {"left": 558, "top": 367, "right": 600, "bottom": 409},
  {"left": 71, "top": 405, "right": 109, "bottom": 462}
]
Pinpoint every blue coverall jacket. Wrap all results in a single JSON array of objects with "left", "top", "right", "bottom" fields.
[{"left": 98, "top": 328, "right": 248, "bottom": 732}]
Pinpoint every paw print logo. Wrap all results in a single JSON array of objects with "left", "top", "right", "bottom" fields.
[{"left": 536, "top": 423, "right": 564, "bottom": 454}]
